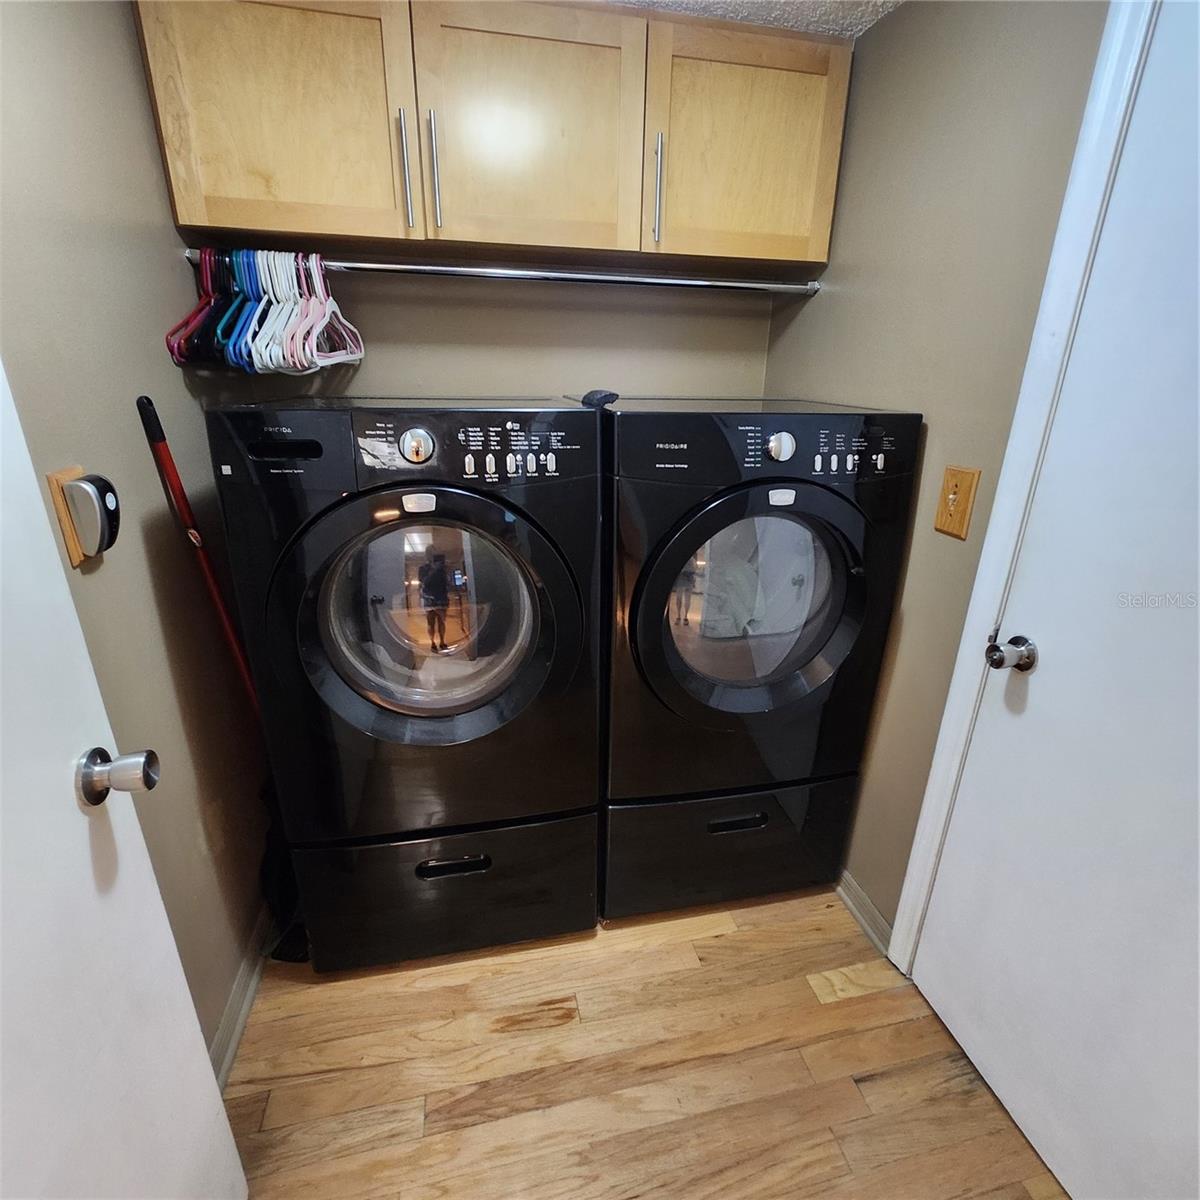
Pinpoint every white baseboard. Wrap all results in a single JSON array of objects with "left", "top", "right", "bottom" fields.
[
  {"left": 209, "top": 906, "right": 273, "bottom": 1088},
  {"left": 837, "top": 870, "right": 894, "bottom": 963}
]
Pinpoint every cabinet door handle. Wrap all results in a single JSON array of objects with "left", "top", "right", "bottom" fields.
[
  {"left": 398, "top": 108, "right": 415, "bottom": 229},
  {"left": 652, "top": 131, "right": 664, "bottom": 244},
  {"left": 428, "top": 108, "right": 443, "bottom": 229}
]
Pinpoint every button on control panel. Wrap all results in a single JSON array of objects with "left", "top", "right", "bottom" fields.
[
  {"left": 353, "top": 411, "right": 595, "bottom": 485},
  {"left": 730, "top": 421, "right": 903, "bottom": 481},
  {"left": 808, "top": 434, "right": 893, "bottom": 477},
  {"left": 453, "top": 417, "right": 587, "bottom": 482}
]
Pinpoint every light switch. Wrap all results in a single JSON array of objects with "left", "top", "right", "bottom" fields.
[{"left": 934, "top": 466, "right": 982, "bottom": 540}]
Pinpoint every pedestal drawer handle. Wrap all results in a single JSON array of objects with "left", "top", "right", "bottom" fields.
[
  {"left": 415, "top": 854, "right": 492, "bottom": 880},
  {"left": 707, "top": 813, "right": 768, "bottom": 835}
]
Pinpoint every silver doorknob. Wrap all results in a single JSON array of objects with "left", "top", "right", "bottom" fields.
[
  {"left": 76, "top": 747, "right": 160, "bottom": 807},
  {"left": 985, "top": 635, "right": 1037, "bottom": 672}
]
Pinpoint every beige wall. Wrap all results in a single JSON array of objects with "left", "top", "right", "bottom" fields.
[
  {"left": 0, "top": 3, "right": 770, "bottom": 1048},
  {"left": 0, "top": 1, "right": 266, "bottom": 1048},
  {"left": 764, "top": 0, "right": 1107, "bottom": 924}
]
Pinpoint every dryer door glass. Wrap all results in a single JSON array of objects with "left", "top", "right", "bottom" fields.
[
  {"left": 319, "top": 520, "right": 538, "bottom": 716},
  {"left": 668, "top": 515, "right": 842, "bottom": 686}
]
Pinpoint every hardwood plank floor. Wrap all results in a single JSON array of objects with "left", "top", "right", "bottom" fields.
[{"left": 225, "top": 889, "right": 1059, "bottom": 1199}]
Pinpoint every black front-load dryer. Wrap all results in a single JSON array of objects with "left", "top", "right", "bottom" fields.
[
  {"left": 604, "top": 402, "right": 922, "bottom": 918},
  {"left": 207, "top": 402, "right": 601, "bottom": 969}
]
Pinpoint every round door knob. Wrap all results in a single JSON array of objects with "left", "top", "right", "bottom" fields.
[
  {"left": 399, "top": 428, "right": 435, "bottom": 464},
  {"left": 985, "top": 635, "right": 1037, "bottom": 672},
  {"left": 76, "top": 747, "right": 160, "bottom": 807},
  {"left": 766, "top": 432, "right": 796, "bottom": 462}
]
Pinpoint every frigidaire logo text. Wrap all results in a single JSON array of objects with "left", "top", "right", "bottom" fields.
[{"left": 655, "top": 442, "right": 687, "bottom": 451}]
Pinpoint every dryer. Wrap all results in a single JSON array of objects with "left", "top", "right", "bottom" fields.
[
  {"left": 605, "top": 402, "right": 921, "bottom": 917},
  {"left": 208, "top": 402, "right": 602, "bottom": 970}
]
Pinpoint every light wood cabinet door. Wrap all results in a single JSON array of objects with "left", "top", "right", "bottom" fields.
[
  {"left": 136, "top": 1, "right": 425, "bottom": 239},
  {"left": 642, "top": 22, "right": 851, "bottom": 262},
  {"left": 410, "top": 2, "right": 646, "bottom": 250}
]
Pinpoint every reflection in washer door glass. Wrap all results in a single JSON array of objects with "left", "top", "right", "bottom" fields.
[
  {"left": 319, "top": 521, "right": 537, "bottom": 716},
  {"left": 669, "top": 515, "right": 836, "bottom": 686}
]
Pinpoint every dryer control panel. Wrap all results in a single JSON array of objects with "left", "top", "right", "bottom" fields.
[
  {"left": 616, "top": 409, "right": 922, "bottom": 488},
  {"left": 353, "top": 409, "right": 598, "bottom": 488}
]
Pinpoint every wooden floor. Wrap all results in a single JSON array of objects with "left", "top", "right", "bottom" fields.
[{"left": 223, "top": 889, "right": 1065, "bottom": 1199}]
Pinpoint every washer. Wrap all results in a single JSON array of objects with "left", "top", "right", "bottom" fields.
[
  {"left": 207, "top": 402, "right": 602, "bottom": 970},
  {"left": 604, "top": 402, "right": 922, "bottom": 918}
]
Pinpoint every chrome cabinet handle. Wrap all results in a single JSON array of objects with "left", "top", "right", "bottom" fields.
[
  {"left": 652, "top": 131, "right": 664, "bottom": 244},
  {"left": 428, "top": 109, "right": 443, "bottom": 229},
  {"left": 76, "top": 747, "right": 160, "bottom": 807},
  {"left": 398, "top": 108, "right": 415, "bottom": 229},
  {"left": 985, "top": 635, "right": 1038, "bottom": 672}
]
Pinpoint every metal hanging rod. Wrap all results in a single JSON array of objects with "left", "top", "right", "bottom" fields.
[{"left": 183, "top": 249, "right": 820, "bottom": 297}]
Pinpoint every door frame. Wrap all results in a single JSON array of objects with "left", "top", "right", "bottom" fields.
[{"left": 888, "top": 0, "right": 1161, "bottom": 974}]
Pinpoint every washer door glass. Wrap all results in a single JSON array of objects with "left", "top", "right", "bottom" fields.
[
  {"left": 667, "top": 514, "right": 840, "bottom": 686},
  {"left": 319, "top": 520, "right": 538, "bottom": 716}
]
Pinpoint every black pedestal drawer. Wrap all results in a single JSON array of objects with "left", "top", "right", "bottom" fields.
[
  {"left": 603, "top": 778, "right": 856, "bottom": 919},
  {"left": 293, "top": 813, "right": 598, "bottom": 971}
]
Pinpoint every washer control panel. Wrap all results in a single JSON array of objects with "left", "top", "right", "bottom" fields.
[{"left": 353, "top": 409, "right": 597, "bottom": 487}]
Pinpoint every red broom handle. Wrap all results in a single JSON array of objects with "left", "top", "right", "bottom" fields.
[{"left": 136, "top": 396, "right": 261, "bottom": 719}]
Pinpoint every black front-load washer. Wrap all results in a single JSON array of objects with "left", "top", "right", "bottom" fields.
[
  {"left": 207, "top": 402, "right": 602, "bottom": 969},
  {"left": 604, "top": 402, "right": 922, "bottom": 918}
]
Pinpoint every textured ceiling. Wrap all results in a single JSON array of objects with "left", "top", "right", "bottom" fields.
[{"left": 611, "top": 0, "right": 902, "bottom": 39}]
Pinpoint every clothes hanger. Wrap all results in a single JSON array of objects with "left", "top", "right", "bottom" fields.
[
  {"left": 189, "top": 251, "right": 236, "bottom": 364},
  {"left": 307, "top": 255, "right": 364, "bottom": 368},
  {"left": 227, "top": 250, "right": 266, "bottom": 372},
  {"left": 279, "top": 254, "right": 317, "bottom": 374},
  {"left": 283, "top": 254, "right": 314, "bottom": 372},
  {"left": 215, "top": 250, "right": 250, "bottom": 367},
  {"left": 294, "top": 254, "right": 333, "bottom": 374},
  {"left": 165, "top": 246, "right": 215, "bottom": 364},
  {"left": 250, "top": 251, "right": 287, "bottom": 374},
  {"left": 262, "top": 253, "right": 293, "bottom": 372},
  {"left": 166, "top": 247, "right": 364, "bottom": 373},
  {"left": 274, "top": 253, "right": 307, "bottom": 372}
]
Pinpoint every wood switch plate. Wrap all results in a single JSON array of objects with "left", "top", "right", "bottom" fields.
[{"left": 934, "top": 466, "right": 982, "bottom": 540}]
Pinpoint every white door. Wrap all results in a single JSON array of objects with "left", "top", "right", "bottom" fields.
[
  {"left": 0, "top": 367, "right": 247, "bottom": 1199},
  {"left": 897, "top": 5, "right": 1198, "bottom": 1198}
]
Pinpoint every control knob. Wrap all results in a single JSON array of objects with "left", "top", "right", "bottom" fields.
[
  {"left": 766, "top": 431, "right": 796, "bottom": 462},
  {"left": 400, "top": 428, "right": 435, "bottom": 464}
]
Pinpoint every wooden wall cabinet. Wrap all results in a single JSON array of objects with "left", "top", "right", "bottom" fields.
[
  {"left": 642, "top": 21, "right": 851, "bottom": 261},
  {"left": 410, "top": 2, "right": 646, "bottom": 251},
  {"left": 136, "top": 0, "right": 426, "bottom": 240},
  {"left": 137, "top": 2, "right": 852, "bottom": 265}
]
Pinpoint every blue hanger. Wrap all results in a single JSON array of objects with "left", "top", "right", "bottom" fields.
[
  {"left": 228, "top": 251, "right": 263, "bottom": 372},
  {"left": 215, "top": 251, "right": 248, "bottom": 365}
]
